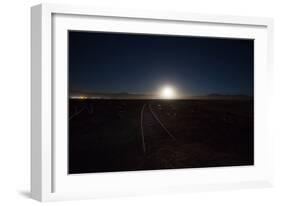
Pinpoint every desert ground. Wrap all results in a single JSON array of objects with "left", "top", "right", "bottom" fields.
[{"left": 68, "top": 99, "right": 254, "bottom": 174}]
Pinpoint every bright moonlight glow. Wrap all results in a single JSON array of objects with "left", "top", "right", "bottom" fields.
[{"left": 160, "top": 86, "right": 176, "bottom": 99}]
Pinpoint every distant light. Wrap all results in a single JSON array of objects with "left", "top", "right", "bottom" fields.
[
  {"left": 79, "top": 96, "right": 87, "bottom": 100},
  {"left": 160, "top": 86, "right": 176, "bottom": 99},
  {"left": 70, "top": 96, "right": 89, "bottom": 100}
]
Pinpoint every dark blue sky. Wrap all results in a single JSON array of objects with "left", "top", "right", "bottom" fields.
[{"left": 69, "top": 31, "right": 253, "bottom": 96}]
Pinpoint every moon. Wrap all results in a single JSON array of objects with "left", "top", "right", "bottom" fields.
[{"left": 160, "top": 85, "right": 176, "bottom": 99}]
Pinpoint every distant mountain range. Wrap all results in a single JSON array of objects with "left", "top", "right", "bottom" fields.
[
  {"left": 70, "top": 90, "right": 154, "bottom": 99},
  {"left": 70, "top": 90, "right": 253, "bottom": 100},
  {"left": 203, "top": 93, "right": 253, "bottom": 99}
]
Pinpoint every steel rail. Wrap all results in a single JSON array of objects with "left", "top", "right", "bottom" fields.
[
  {"left": 140, "top": 104, "right": 147, "bottom": 154},
  {"left": 148, "top": 104, "right": 176, "bottom": 141}
]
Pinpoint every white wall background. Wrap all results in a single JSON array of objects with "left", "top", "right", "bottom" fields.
[{"left": 0, "top": 0, "right": 280, "bottom": 205}]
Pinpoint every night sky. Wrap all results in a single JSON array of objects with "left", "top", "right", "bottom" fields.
[{"left": 68, "top": 31, "right": 254, "bottom": 97}]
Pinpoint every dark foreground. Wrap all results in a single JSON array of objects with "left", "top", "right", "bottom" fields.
[{"left": 68, "top": 99, "right": 254, "bottom": 174}]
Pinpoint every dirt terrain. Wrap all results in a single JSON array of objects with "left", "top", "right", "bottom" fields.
[{"left": 68, "top": 99, "right": 254, "bottom": 174}]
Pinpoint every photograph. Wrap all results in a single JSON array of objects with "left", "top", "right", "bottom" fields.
[{"left": 68, "top": 31, "right": 254, "bottom": 174}]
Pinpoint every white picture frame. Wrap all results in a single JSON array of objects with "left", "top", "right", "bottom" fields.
[{"left": 31, "top": 3, "right": 274, "bottom": 202}]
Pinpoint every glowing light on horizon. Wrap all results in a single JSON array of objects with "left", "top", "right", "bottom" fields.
[
  {"left": 160, "top": 86, "right": 176, "bottom": 99},
  {"left": 71, "top": 96, "right": 88, "bottom": 100}
]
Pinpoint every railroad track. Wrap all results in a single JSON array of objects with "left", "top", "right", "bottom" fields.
[
  {"left": 140, "top": 103, "right": 176, "bottom": 155},
  {"left": 69, "top": 103, "right": 94, "bottom": 120}
]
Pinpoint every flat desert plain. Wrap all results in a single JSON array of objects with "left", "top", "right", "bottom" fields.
[{"left": 68, "top": 99, "right": 254, "bottom": 174}]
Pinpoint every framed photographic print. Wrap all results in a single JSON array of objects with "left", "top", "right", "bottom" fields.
[{"left": 31, "top": 3, "right": 274, "bottom": 201}]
